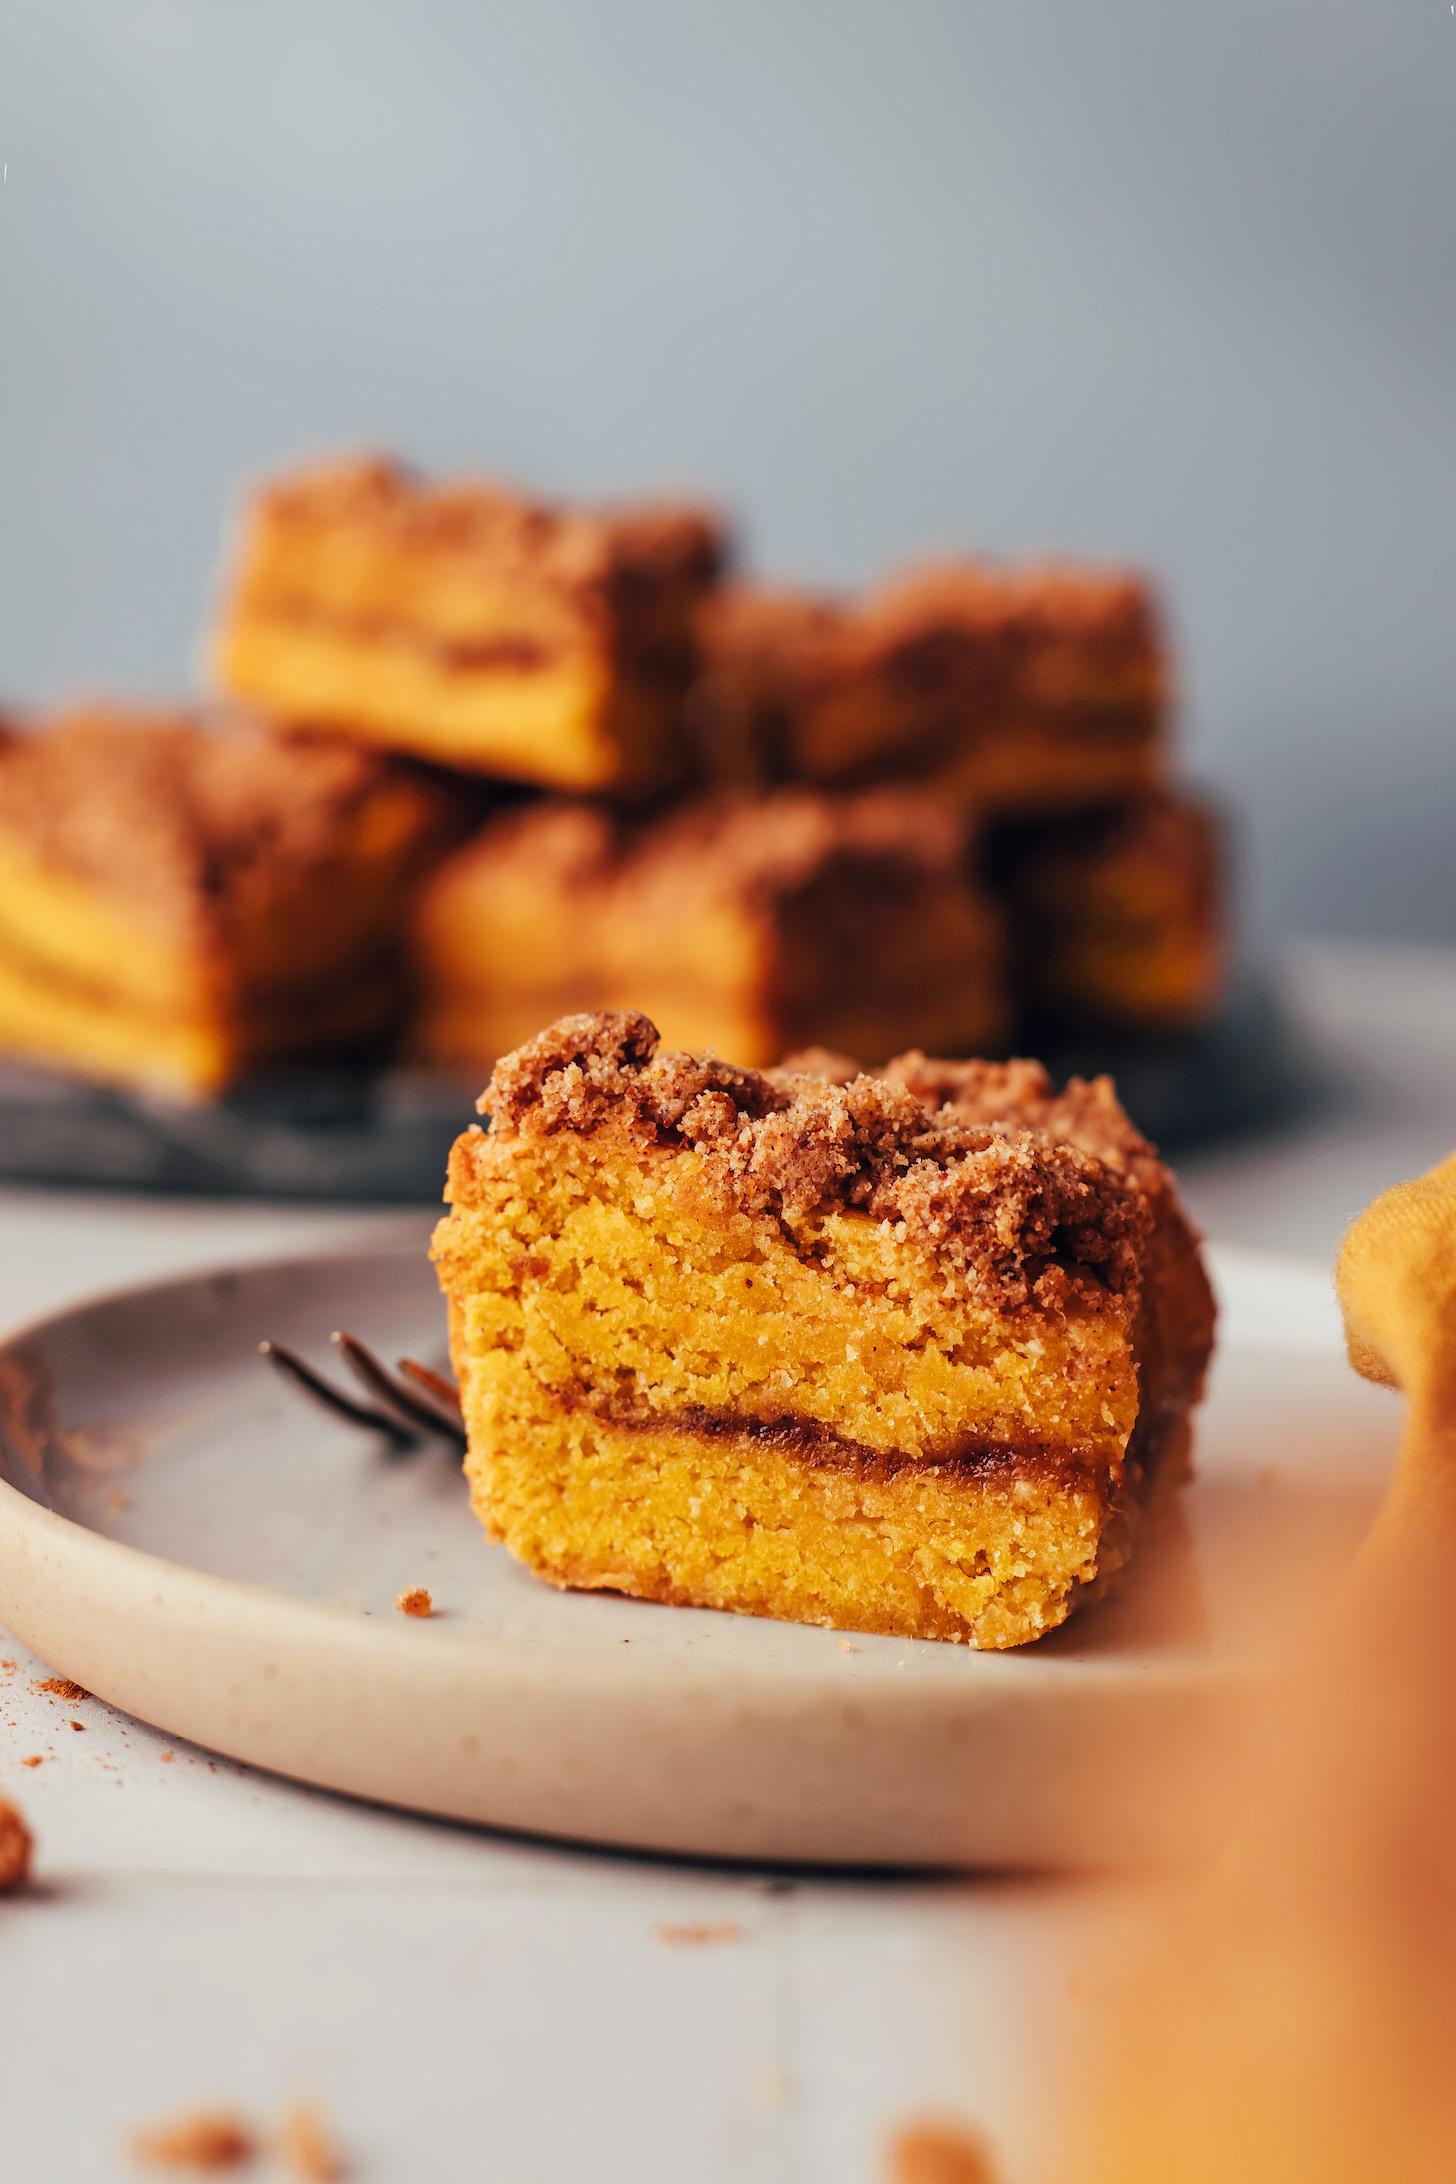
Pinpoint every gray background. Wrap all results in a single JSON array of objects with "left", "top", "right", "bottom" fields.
[{"left": 0, "top": 0, "right": 1451, "bottom": 939}]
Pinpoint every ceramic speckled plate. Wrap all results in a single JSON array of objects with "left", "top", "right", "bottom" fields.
[{"left": 0, "top": 1243, "right": 1394, "bottom": 1869}]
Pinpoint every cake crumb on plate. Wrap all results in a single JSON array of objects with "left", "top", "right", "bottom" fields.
[{"left": 394, "top": 1587, "right": 434, "bottom": 1617}]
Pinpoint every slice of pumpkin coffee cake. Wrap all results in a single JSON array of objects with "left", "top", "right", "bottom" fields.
[{"left": 432, "top": 1010, "right": 1211, "bottom": 1649}]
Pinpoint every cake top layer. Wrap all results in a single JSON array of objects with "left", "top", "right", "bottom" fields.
[
  {"left": 870, "top": 556, "right": 1161, "bottom": 655},
  {"left": 0, "top": 706, "right": 451, "bottom": 927},
  {"left": 878, "top": 1051, "right": 1149, "bottom": 1174},
  {"left": 434, "top": 788, "right": 975, "bottom": 916},
  {"left": 478, "top": 1011, "right": 1150, "bottom": 1311},
  {"left": 630, "top": 788, "right": 975, "bottom": 908},
  {"left": 251, "top": 455, "right": 727, "bottom": 600},
  {"left": 703, "top": 557, "right": 1162, "bottom": 686}
]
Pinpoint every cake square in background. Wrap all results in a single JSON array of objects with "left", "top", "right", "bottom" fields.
[
  {"left": 213, "top": 454, "right": 727, "bottom": 794},
  {"left": 0, "top": 706, "right": 457, "bottom": 1095}
]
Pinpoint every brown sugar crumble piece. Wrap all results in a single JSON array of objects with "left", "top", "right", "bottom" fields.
[
  {"left": 20, "top": 1754, "right": 43, "bottom": 1769},
  {"left": 278, "top": 2102, "right": 348, "bottom": 2182},
  {"left": 0, "top": 1797, "right": 33, "bottom": 1891},
  {"left": 657, "top": 1920, "right": 743, "bottom": 1947},
  {"left": 885, "top": 2119, "right": 997, "bottom": 2184},
  {"left": 36, "top": 1676, "right": 89, "bottom": 1702},
  {"left": 394, "top": 1586, "right": 434, "bottom": 1618},
  {"left": 129, "top": 2109, "right": 258, "bottom": 2171}
]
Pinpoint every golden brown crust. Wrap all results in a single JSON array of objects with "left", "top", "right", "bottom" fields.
[
  {"left": 0, "top": 706, "right": 455, "bottom": 935},
  {"left": 479, "top": 1010, "right": 1148, "bottom": 1309}
]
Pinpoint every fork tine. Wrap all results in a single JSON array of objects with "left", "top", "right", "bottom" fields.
[
  {"left": 397, "top": 1355, "right": 465, "bottom": 1422},
  {"left": 331, "top": 1332, "right": 466, "bottom": 1446},
  {"left": 259, "top": 1340, "right": 415, "bottom": 1444}
]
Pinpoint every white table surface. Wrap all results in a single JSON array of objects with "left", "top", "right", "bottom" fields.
[{"left": 2, "top": 938, "right": 1451, "bottom": 2184}]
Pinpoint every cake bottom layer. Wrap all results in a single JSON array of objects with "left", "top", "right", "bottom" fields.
[
  {"left": 466, "top": 1392, "right": 1183, "bottom": 1650},
  {"left": 218, "top": 618, "right": 673, "bottom": 791}
]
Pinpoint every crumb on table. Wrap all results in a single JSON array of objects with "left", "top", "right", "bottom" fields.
[
  {"left": 279, "top": 2101, "right": 347, "bottom": 2181},
  {"left": 885, "top": 2120, "right": 996, "bottom": 2184},
  {"left": 36, "top": 1676, "right": 89, "bottom": 1702},
  {"left": 0, "top": 1798, "right": 33, "bottom": 1892},
  {"left": 656, "top": 1921, "right": 742, "bottom": 1947},
  {"left": 129, "top": 2109, "right": 258, "bottom": 2171},
  {"left": 20, "top": 1755, "right": 42, "bottom": 1769},
  {"left": 394, "top": 1587, "right": 434, "bottom": 1618}
]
